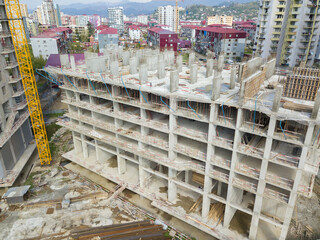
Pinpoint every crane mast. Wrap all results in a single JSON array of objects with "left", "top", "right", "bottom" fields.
[{"left": 4, "top": 0, "right": 52, "bottom": 165}]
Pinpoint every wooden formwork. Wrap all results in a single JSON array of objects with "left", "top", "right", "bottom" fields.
[
  {"left": 283, "top": 67, "right": 320, "bottom": 101},
  {"left": 243, "top": 67, "right": 267, "bottom": 100}
]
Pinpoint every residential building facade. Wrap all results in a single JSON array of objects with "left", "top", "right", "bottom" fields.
[
  {"left": 98, "top": 27, "right": 119, "bottom": 53},
  {"left": 147, "top": 27, "right": 178, "bottom": 51},
  {"left": 137, "top": 15, "right": 148, "bottom": 25},
  {"left": 128, "top": 25, "right": 141, "bottom": 41},
  {"left": 0, "top": 3, "right": 36, "bottom": 188},
  {"left": 195, "top": 27, "right": 247, "bottom": 60},
  {"left": 254, "top": 0, "right": 320, "bottom": 67}
]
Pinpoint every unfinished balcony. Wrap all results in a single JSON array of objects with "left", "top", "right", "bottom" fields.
[
  {"left": 4, "top": 60, "right": 18, "bottom": 70},
  {"left": 176, "top": 153, "right": 205, "bottom": 173},
  {"left": 177, "top": 100, "right": 210, "bottom": 122},
  {"left": 175, "top": 136, "right": 207, "bottom": 161},
  {"left": 144, "top": 110, "right": 169, "bottom": 132},
  {"left": 209, "top": 178, "right": 228, "bottom": 201},
  {"left": 97, "top": 140, "right": 117, "bottom": 155},
  {"left": 273, "top": 120, "right": 307, "bottom": 145},
  {"left": 238, "top": 133, "right": 266, "bottom": 159},
  {"left": 260, "top": 196, "right": 287, "bottom": 226},
  {"left": 175, "top": 116, "right": 208, "bottom": 142},
  {"left": 232, "top": 173, "right": 258, "bottom": 194},
  {"left": 213, "top": 126, "right": 234, "bottom": 150},
  {"left": 208, "top": 166, "right": 229, "bottom": 184},
  {"left": 265, "top": 162, "right": 295, "bottom": 190},
  {"left": 264, "top": 184, "right": 290, "bottom": 204},
  {"left": 269, "top": 140, "right": 301, "bottom": 168},
  {"left": 142, "top": 127, "right": 169, "bottom": 150},
  {"left": 230, "top": 188, "right": 256, "bottom": 215},
  {"left": 1, "top": 44, "right": 14, "bottom": 55},
  {"left": 116, "top": 103, "right": 140, "bottom": 123},
  {"left": 241, "top": 109, "right": 269, "bottom": 136},
  {"left": 216, "top": 104, "right": 237, "bottom": 128},
  {"left": 211, "top": 147, "right": 232, "bottom": 170},
  {"left": 235, "top": 153, "right": 261, "bottom": 179},
  {"left": 142, "top": 93, "right": 169, "bottom": 114},
  {"left": 117, "top": 119, "right": 141, "bottom": 143},
  {"left": 91, "top": 81, "right": 113, "bottom": 100},
  {"left": 114, "top": 87, "right": 140, "bottom": 105}
]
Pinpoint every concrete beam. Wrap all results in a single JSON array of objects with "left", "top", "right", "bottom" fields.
[
  {"left": 312, "top": 89, "right": 320, "bottom": 119},
  {"left": 170, "top": 70, "right": 179, "bottom": 92},
  {"left": 139, "top": 64, "right": 148, "bottom": 84},
  {"left": 206, "top": 59, "right": 214, "bottom": 78},
  {"left": 129, "top": 57, "right": 138, "bottom": 74},
  {"left": 272, "top": 85, "right": 283, "bottom": 112},
  {"left": 190, "top": 64, "right": 198, "bottom": 84}
]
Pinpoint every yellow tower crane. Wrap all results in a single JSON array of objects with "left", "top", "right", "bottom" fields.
[{"left": 4, "top": 0, "right": 51, "bottom": 165}]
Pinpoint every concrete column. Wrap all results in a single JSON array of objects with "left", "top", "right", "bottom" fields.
[
  {"left": 206, "top": 59, "right": 214, "bottom": 78},
  {"left": 201, "top": 194, "right": 211, "bottom": 218},
  {"left": 9, "top": 139, "right": 17, "bottom": 163},
  {"left": 122, "top": 51, "right": 130, "bottom": 66},
  {"left": 110, "top": 61, "right": 119, "bottom": 77},
  {"left": 139, "top": 64, "right": 148, "bottom": 84},
  {"left": 190, "top": 64, "right": 197, "bottom": 84},
  {"left": 157, "top": 58, "right": 166, "bottom": 79},
  {"left": 230, "top": 66, "right": 236, "bottom": 89},
  {"left": 129, "top": 57, "right": 138, "bottom": 74},
  {"left": 168, "top": 168, "right": 177, "bottom": 202},
  {"left": 311, "top": 89, "right": 320, "bottom": 119},
  {"left": 272, "top": 85, "right": 283, "bottom": 112},
  {"left": 117, "top": 156, "right": 126, "bottom": 174},
  {"left": 81, "top": 134, "right": 89, "bottom": 158},
  {"left": 217, "top": 181, "right": 222, "bottom": 196},
  {"left": 185, "top": 170, "right": 191, "bottom": 183},
  {"left": 176, "top": 55, "right": 182, "bottom": 73},
  {"left": 170, "top": 70, "right": 179, "bottom": 92},
  {"left": 0, "top": 156, "right": 5, "bottom": 178},
  {"left": 189, "top": 52, "right": 195, "bottom": 67},
  {"left": 211, "top": 73, "right": 221, "bottom": 101},
  {"left": 70, "top": 55, "right": 76, "bottom": 70},
  {"left": 217, "top": 53, "right": 224, "bottom": 72},
  {"left": 239, "top": 81, "right": 246, "bottom": 106}
]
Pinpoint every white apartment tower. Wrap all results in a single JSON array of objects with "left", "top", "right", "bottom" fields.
[
  {"left": 158, "top": 5, "right": 179, "bottom": 32},
  {"left": 108, "top": 7, "right": 124, "bottom": 35},
  {"left": 35, "top": 0, "right": 58, "bottom": 26},
  {"left": 254, "top": 0, "right": 320, "bottom": 67}
]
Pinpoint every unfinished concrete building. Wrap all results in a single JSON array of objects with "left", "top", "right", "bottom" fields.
[
  {"left": 0, "top": 2, "right": 36, "bottom": 187},
  {"left": 46, "top": 49, "right": 320, "bottom": 240}
]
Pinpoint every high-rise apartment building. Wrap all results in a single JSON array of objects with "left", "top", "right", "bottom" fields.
[
  {"left": 158, "top": 5, "right": 179, "bottom": 32},
  {"left": 107, "top": 7, "right": 124, "bottom": 35},
  {"left": 0, "top": 2, "right": 36, "bottom": 187},
  {"left": 55, "top": 4, "right": 62, "bottom": 26},
  {"left": 137, "top": 15, "right": 148, "bottom": 25},
  {"left": 35, "top": 0, "right": 58, "bottom": 26},
  {"left": 254, "top": 0, "right": 320, "bottom": 67}
]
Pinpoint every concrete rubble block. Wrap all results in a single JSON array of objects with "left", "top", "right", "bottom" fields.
[
  {"left": 170, "top": 70, "right": 179, "bottom": 92},
  {"left": 122, "top": 51, "right": 130, "bottom": 66},
  {"left": 110, "top": 61, "right": 119, "bottom": 77},
  {"left": 206, "top": 59, "right": 214, "bottom": 78},
  {"left": 139, "top": 64, "right": 148, "bottom": 84},
  {"left": 176, "top": 55, "right": 182, "bottom": 73},
  {"left": 190, "top": 64, "right": 198, "bottom": 84},
  {"left": 129, "top": 57, "right": 138, "bottom": 74},
  {"left": 189, "top": 52, "right": 195, "bottom": 67},
  {"left": 158, "top": 58, "right": 166, "bottom": 79}
]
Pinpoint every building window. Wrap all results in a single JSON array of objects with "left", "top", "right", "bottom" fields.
[{"left": 229, "top": 34, "right": 232, "bottom": 37}]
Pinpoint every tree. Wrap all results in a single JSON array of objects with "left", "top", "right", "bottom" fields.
[
  {"left": 87, "top": 21, "right": 95, "bottom": 39},
  {"left": 30, "top": 46, "right": 47, "bottom": 73}
]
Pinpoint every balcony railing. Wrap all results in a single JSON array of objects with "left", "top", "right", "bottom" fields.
[
  {"left": 265, "top": 173, "right": 294, "bottom": 189},
  {"left": 264, "top": 188, "right": 289, "bottom": 203},
  {"left": 232, "top": 177, "right": 257, "bottom": 193},
  {"left": 235, "top": 163, "right": 260, "bottom": 178},
  {"left": 211, "top": 156, "right": 231, "bottom": 169},
  {"left": 238, "top": 143, "right": 264, "bottom": 158},
  {"left": 212, "top": 136, "right": 233, "bottom": 149}
]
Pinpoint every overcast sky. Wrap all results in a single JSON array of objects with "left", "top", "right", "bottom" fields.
[{"left": 20, "top": 0, "right": 152, "bottom": 10}]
